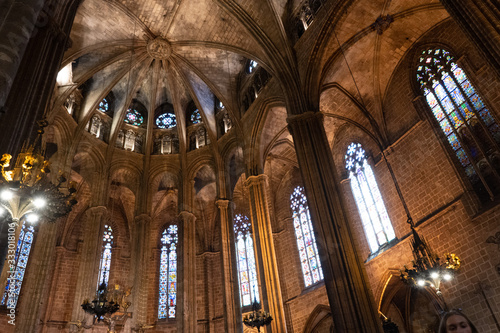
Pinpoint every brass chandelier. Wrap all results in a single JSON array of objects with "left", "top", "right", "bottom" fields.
[
  {"left": 399, "top": 217, "right": 460, "bottom": 295},
  {"left": 243, "top": 300, "right": 273, "bottom": 332},
  {"left": 0, "top": 120, "right": 77, "bottom": 223},
  {"left": 81, "top": 283, "right": 120, "bottom": 322}
]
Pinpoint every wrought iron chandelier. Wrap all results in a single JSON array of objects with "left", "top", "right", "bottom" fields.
[
  {"left": 81, "top": 283, "right": 120, "bottom": 321},
  {"left": 399, "top": 217, "right": 460, "bottom": 295},
  {"left": 0, "top": 120, "right": 77, "bottom": 223},
  {"left": 243, "top": 300, "right": 273, "bottom": 332}
]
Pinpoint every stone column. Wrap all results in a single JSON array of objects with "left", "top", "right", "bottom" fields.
[
  {"left": 287, "top": 111, "right": 382, "bottom": 332},
  {"left": 15, "top": 219, "right": 59, "bottom": 332},
  {"left": 70, "top": 206, "right": 108, "bottom": 324},
  {"left": 130, "top": 214, "right": 151, "bottom": 327},
  {"left": 244, "top": 174, "right": 286, "bottom": 333},
  {"left": 0, "top": 0, "right": 45, "bottom": 110},
  {"left": 439, "top": 0, "right": 500, "bottom": 78},
  {"left": 0, "top": 0, "right": 82, "bottom": 155},
  {"left": 215, "top": 199, "right": 241, "bottom": 333},
  {"left": 178, "top": 211, "right": 197, "bottom": 333}
]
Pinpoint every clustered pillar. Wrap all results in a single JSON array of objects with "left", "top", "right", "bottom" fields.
[
  {"left": 216, "top": 199, "right": 241, "bottom": 333},
  {"left": 178, "top": 211, "right": 197, "bottom": 333},
  {"left": 287, "top": 111, "right": 382, "bottom": 332},
  {"left": 245, "top": 174, "right": 287, "bottom": 332}
]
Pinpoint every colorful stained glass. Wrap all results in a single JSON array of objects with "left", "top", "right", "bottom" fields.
[
  {"left": 290, "top": 186, "right": 324, "bottom": 287},
  {"left": 452, "top": 63, "right": 466, "bottom": 82},
  {"left": 156, "top": 112, "right": 176, "bottom": 129},
  {"left": 418, "top": 47, "right": 500, "bottom": 186},
  {"left": 1, "top": 222, "right": 35, "bottom": 308},
  {"left": 98, "top": 98, "right": 109, "bottom": 112},
  {"left": 439, "top": 119, "right": 453, "bottom": 136},
  {"left": 447, "top": 133, "right": 461, "bottom": 151},
  {"left": 158, "top": 225, "right": 178, "bottom": 319},
  {"left": 442, "top": 74, "right": 457, "bottom": 92},
  {"left": 459, "top": 103, "right": 474, "bottom": 120},
  {"left": 345, "top": 143, "right": 395, "bottom": 253},
  {"left": 97, "top": 225, "right": 113, "bottom": 289},
  {"left": 124, "top": 108, "right": 144, "bottom": 126},
  {"left": 233, "top": 214, "right": 259, "bottom": 306},
  {"left": 190, "top": 109, "right": 202, "bottom": 124},
  {"left": 469, "top": 94, "right": 484, "bottom": 110}
]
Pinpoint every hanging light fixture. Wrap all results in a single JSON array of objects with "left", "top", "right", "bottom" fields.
[
  {"left": 0, "top": 120, "right": 77, "bottom": 224},
  {"left": 242, "top": 300, "right": 273, "bottom": 332},
  {"left": 81, "top": 283, "right": 120, "bottom": 322},
  {"left": 399, "top": 217, "right": 460, "bottom": 295}
]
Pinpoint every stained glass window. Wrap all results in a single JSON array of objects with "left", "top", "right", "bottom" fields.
[
  {"left": 247, "top": 60, "right": 258, "bottom": 74},
  {"left": 417, "top": 48, "right": 500, "bottom": 198},
  {"left": 97, "top": 225, "right": 113, "bottom": 289},
  {"left": 98, "top": 98, "right": 109, "bottom": 112},
  {"left": 233, "top": 214, "right": 259, "bottom": 306},
  {"left": 345, "top": 143, "right": 395, "bottom": 253},
  {"left": 1, "top": 222, "right": 35, "bottom": 309},
  {"left": 290, "top": 186, "right": 324, "bottom": 287},
  {"left": 124, "top": 108, "right": 144, "bottom": 126},
  {"left": 158, "top": 225, "right": 178, "bottom": 319},
  {"left": 156, "top": 112, "right": 177, "bottom": 129},
  {"left": 190, "top": 109, "right": 201, "bottom": 124}
]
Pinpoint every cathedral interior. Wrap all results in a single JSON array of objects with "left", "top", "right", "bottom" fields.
[{"left": 0, "top": 0, "right": 499, "bottom": 332}]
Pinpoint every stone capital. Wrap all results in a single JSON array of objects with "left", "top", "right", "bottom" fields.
[
  {"left": 84, "top": 206, "right": 107, "bottom": 220},
  {"left": 244, "top": 174, "right": 268, "bottom": 188},
  {"left": 215, "top": 199, "right": 230, "bottom": 209},
  {"left": 134, "top": 214, "right": 151, "bottom": 225},
  {"left": 179, "top": 211, "right": 196, "bottom": 223}
]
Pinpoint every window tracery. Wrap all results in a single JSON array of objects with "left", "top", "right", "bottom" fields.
[
  {"left": 156, "top": 112, "right": 177, "bottom": 129},
  {"left": 290, "top": 186, "right": 323, "bottom": 287},
  {"left": 233, "top": 214, "right": 259, "bottom": 307},
  {"left": 158, "top": 225, "right": 178, "bottom": 319},
  {"left": 345, "top": 143, "right": 395, "bottom": 253},
  {"left": 417, "top": 48, "right": 500, "bottom": 199},
  {"left": 97, "top": 224, "right": 113, "bottom": 288},
  {"left": 98, "top": 98, "right": 109, "bottom": 113},
  {"left": 190, "top": 109, "right": 202, "bottom": 124},
  {"left": 124, "top": 108, "right": 144, "bottom": 126},
  {"left": 1, "top": 222, "right": 35, "bottom": 308}
]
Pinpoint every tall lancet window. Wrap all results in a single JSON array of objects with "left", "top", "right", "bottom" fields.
[
  {"left": 1, "top": 222, "right": 35, "bottom": 308},
  {"left": 417, "top": 48, "right": 500, "bottom": 199},
  {"left": 233, "top": 214, "right": 259, "bottom": 306},
  {"left": 290, "top": 186, "right": 323, "bottom": 287},
  {"left": 345, "top": 143, "right": 395, "bottom": 253},
  {"left": 158, "top": 225, "right": 178, "bottom": 319},
  {"left": 97, "top": 225, "right": 113, "bottom": 288}
]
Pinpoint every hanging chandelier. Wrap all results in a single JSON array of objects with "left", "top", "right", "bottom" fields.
[
  {"left": 81, "top": 283, "right": 120, "bottom": 321},
  {"left": 399, "top": 218, "right": 461, "bottom": 295},
  {"left": 0, "top": 120, "right": 77, "bottom": 223},
  {"left": 243, "top": 300, "right": 273, "bottom": 332}
]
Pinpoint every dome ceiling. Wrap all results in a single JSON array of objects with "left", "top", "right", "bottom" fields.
[{"left": 56, "top": 0, "right": 298, "bottom": 156}]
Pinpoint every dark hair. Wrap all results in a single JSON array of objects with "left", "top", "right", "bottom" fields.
[{"left": 438, "top": 309, "right": 478, "bottom": 333}]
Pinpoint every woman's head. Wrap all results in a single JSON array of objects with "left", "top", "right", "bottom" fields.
[{"left": 438, "top": 309, "right": 478, "bottom": 333}]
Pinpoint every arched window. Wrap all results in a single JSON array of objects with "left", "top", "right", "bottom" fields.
[
  {"left": 290, "top": 186, "right": 323, "bottom": 287},
  {"left": 417, "top": 48, "right": 500, "bottom": 199},
  {"left": 246, "top": 60, "right": 258, "bottom": 74},
  {"left": 156, "top": 112, "right": 177, "bottom": 129},
  {"left": 158, "top": 225, "right": 178, "bottom": 319},
  {"left": 98, "top": 98, "right": 109, "bottom": 112},
  {"left": 1, "top": 221, "right": 35, "bottom": 308},
  {"left": 190, "top": 109, "right": 202, "bottom": 124},
  {"left": 345, "top": 143, "right": 395, "bottom": 253},
  {"left": 124, "top": 108, "right": 144, "bottom": 126},
  {"left": 233, "top": 214, "right": 259, "bottom": 307},
  {"left": 97, "top": 225, "right": 113, "bottom": 288}
]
